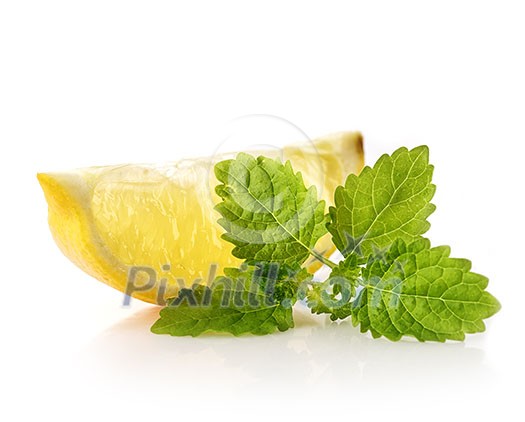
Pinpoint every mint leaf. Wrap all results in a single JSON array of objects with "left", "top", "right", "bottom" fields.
[
  {"left": 215, "top": 153, "right": 327, "bottom": 267},
  {"left": 306, "top": 255, "right": 359, "bottom": 321},
  {"left": 328, "top": 145, "right": 436, "bottom": 258},
  {"left": 352, "top": 238, "right": 501, "bottom": 342},
  {"left": 151, "top": 264, "right": 308, "bottom": 337}
]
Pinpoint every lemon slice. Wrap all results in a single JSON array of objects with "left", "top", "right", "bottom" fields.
[{"left": 38, "top": 132, "right": 364, "bottom": 304}]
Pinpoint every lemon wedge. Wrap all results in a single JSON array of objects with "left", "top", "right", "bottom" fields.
[{"left": 38, "top": 132, "right": 364, "bottom": 304}]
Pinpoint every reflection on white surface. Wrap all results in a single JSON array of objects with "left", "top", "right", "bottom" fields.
[{"left": 75, "top": 304, "right": 493, "bottom": 406}]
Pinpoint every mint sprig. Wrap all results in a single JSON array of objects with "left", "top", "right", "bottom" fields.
[{"left": 152, "top": 145, "right": 500, "bottom": 341}]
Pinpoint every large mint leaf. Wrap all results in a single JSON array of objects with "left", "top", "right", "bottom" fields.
[
  {"left": 215, "top": 153, "right": 327, "bottom": 266},
  {"left": 328, "top": 145, "right": 436, "bottom": 258},
  {"left": 151, "top": 264, "right": 310, "bottom": 337},
  {"left": 352, "top": 238, "right": 501, "bottom": 342}
]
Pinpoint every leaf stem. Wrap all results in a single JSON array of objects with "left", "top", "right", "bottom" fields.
[{"left": 310, "top": 250, "right": 337, "bottom": 269}]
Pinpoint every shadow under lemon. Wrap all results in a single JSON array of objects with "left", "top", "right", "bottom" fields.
[{"left": 74, "top": 304, "right": 494, "bottom": 402}]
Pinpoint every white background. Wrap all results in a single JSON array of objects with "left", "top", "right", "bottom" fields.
[{"left": 1, "top": 1, "right": 524, "bottom": 421}]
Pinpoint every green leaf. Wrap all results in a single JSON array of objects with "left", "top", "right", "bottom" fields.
[
  {"left": 151, "top": 264, "right": 309, "bottom": 337},
  {"left": 306, "top": 254, "right": 360, "bottom": 321},
  {"left": 328, "top": 145, "right": 436, "bottom": 258},
  {"left": 352, "top": 239, "right": 501, "bottom": 342},
  {"left": 214, "top": 153, "right": 328, "bottom": 267}
]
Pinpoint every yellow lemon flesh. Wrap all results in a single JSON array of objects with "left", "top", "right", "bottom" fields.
[{"left": 38, "top": 132, "right": 364, "bottom": 304}]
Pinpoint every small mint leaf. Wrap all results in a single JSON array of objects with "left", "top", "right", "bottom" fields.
[
  {"left": 151, "top": 264, "right": 309, "bottom": 337},
  {"left": 307, "top": 255, "right": 360, "bottom": 321}
]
